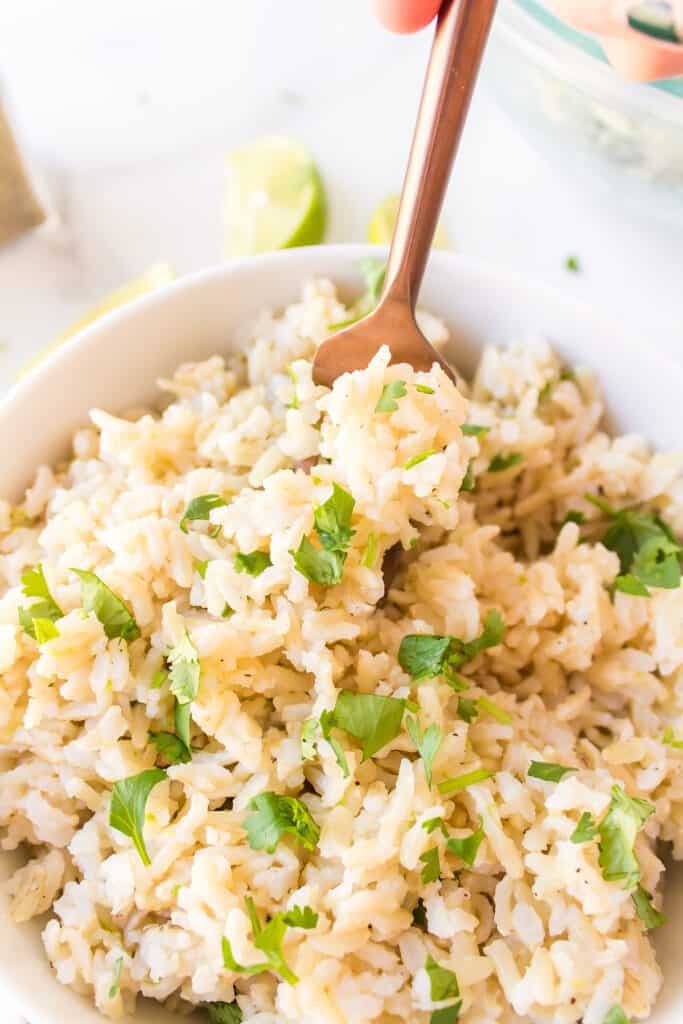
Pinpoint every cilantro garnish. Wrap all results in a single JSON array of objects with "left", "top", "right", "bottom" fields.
[
  {"left": 328, "top": 259, "right": 386, "bottom": 330},
  {"left": 17, "top": 564, "right": 63, "bottom": 640},
  {"left": 578, "top": 786, "right": 655, "bottom": 886},
  {"left": 663, "top": 727, "right": 683, "bottom": 749},
  {"left": 33, "top": 618, "right": 59, "bottom": 644},
  {"left": 565, "top": 254, "right": 580, "bottom": 273},
  {"left": 300, "top": 713, "right": 349, "bottom": 777},
  {"left": 425, "top": 955, "right": 461, "bottom": 1014},
  {"left": 603, "top": 1008, "right": 629, "bottom": 1024},
  {"left": 362, "top": 532, "right": 378, "bottom": 568},
  {"left": 586, "top": 494, "right": 682, "bottom": 596},
  {"left": 528, "top": 761, "right": 576, "bottom": 783},
  {"left": 149, "top": 728, "right": 191, "bottom": 765},
  {"left": 632, "top": 885, "right": 666, "bottom": 929},
  {"left": 151, "top": 667, "right": 168, "bottom": 689},
  {"left": 422, "top": 816, "right": 449, "bottom": 837},
  {"left": 72, "top": 569, "right": 140, "bottom": 641},
  {"left": 243, "top": 792, "right": 319, "bottom": 853},
  {"left": 180, "top": 494, "right": 227, "bottom": 533},
  {"left": 415, "top": 384, "right": 435, "bottom": 395},
  {"left": 561, "top": 510, "right": 585, "bottom": 527},
  {"left": 376, "top": 380, "right": 407, "bottom": 413},
  {"left": 457, "top": 696, "right": 479, "bottom": 723},
  {"left": 438, "top": 768, "right": 493, "bottom": 795},
  {"left": 109, "top": 768, "right": 166, "bottom": 866},
  {"left": 332, "top": 690, "right": 405, "bottom": 760},
  {"left": 221, "top": 896, "right": 317, "bottom": 986},
  {"left": 168, "top": 631, "right": 200, "bottom": 705},
  {"left": 446, "top": 817, "right": 484, "bottom": 868},
  {"left": 430, "top": 1009, "right": 461, "bottom": 1024},
  {"left": 461, "top": 424, "right": 489, "bottom": 438},
  {"left": 405, "top": 450, "right": 437, "bottom": 470},
  {"left": 477, "top": 696, "right": 512, "bottom": 725},
  {"left": 460, "top": 461, "right": 476, "bottom": 493},
  {"left": 234, "top": 550, "right": 272, "bottom": 576},
  {"left": 291, "top": 483, "right": 355, "bottom": 586},
  {"left": 108, "top": 956, "right": 123, "bottom": 999},
  {"left": 405, "top": 715, "right": 442, "bottom": 787},
  {"left": 419, "top": 846, "right": 440, "bottom": 883},
  {"left": 398, "top": 610, "right": 506, "bottom": 682},
  {"left": 488, "top": 452, "right": 523, "bottom": 473},
  {"left": 206, "top": 1001, "right": 243, "bottom": 1024},
  {"left": 570, "top": 811, "right": 599, "bottom": 844}
]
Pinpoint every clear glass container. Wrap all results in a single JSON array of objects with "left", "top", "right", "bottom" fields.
[{"left": 484, "top": 0, "right": 683, "bottom": 219}]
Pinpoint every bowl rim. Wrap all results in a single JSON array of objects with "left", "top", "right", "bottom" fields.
[
  {"left": 3, "top": 244, "right": 683, "bottom": 1024},
  {"left": 494, "top": 0, "right": 683, "bottom": 120}
]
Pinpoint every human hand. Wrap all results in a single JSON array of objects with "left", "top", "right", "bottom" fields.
[{"left": 372, "top": 0, "right": 683, "bottom": 81}]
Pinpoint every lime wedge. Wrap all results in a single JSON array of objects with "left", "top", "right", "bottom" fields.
[
  {"left": 19, "top": 263, "right": 174, "bottom": 378},
  {"left": 367, "top": 194, "right": 450, "bottom": 250},
  {"left": 224, "top": 137, "right": 326, "bottom": 257}
]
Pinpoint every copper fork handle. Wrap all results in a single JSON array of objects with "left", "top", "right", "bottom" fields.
[{"left": 382, "top": 0, "right": 498, "bottom": 311}]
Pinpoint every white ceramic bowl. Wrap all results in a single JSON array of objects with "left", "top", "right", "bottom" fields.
[{"left": 1, "top": 245, "right": 682, "bottom": 1024}]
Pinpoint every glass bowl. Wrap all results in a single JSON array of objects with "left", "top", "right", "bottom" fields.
[{"left": 484, "top": 0, "right": 683, "bottom": 219}]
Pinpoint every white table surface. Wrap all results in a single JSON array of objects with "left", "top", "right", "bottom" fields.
[{"left": 0, "top": 1, "right": 682, "bottom": 1020}]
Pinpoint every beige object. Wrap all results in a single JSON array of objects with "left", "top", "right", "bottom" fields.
[{"left": 0, "top": 99, "right": 46, "bottom": 247}]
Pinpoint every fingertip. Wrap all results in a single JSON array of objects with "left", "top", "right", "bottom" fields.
[{"left": 372, "top": 0, "right": 442, "bottom": 34}]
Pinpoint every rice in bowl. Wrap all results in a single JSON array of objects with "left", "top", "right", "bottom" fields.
[{"left": 1, "top": 277, "right": 682, "bottom": 1024}]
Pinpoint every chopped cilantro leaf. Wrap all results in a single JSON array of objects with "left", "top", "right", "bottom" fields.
[
  {"left": 221, "top": 897, "right": 317, "bottom": 985},
  {"left": 292, "top": 537, "right": 344, "bottom": 585},
  {"left": 663, "top": 727, "right": 683, "bottom": 749},
  {"left": 243, "top": 792, "right": 319, "bottom": 853},
  {"left": 419, "top": 846, "right": 440, "bottom": 883},
  {"left": 571, "top": 811, "right": 599, "bottom": 844},
  {"left": 461, "top": 424, "right": 489, "bottom": 437},
  {"left": 149, "top": 729, "right": 191, "bottom": 765},
  {"left": 561, "top": 510, "right": 585, "bottom": 527},
  {"left": 477, "top": 696, "right": 512, "bottom": 724},
  {"left": 313, "top": 484, "right": 355, "bottom": 553},
  {"left": 33, "top": 617, "right": 59, "bottom": 644},
  {"left": 301, "top": 718, "right": 318, "bottom": 761},
  {"left": 460, "top": 461, "right": 476, "bottom": 492},
  {"left": 180, "top": 494, "right": 227, "bottom": 533},
  {"left": 206, "top": 1001, "right": 243, "bottom": 1024},
  {"left": 632, "top": 885, "right": 666, "bottom": 929},
  {"left": 151, "top": 668, "right": 168, "bottom": 689},
  {"left": 425, "top": 954, "right": 460, "bottom": 1002},
  {"left": 194, "top": 559, "right": 209, "bottom": 580},
  {"left": 598, "top": 786, "right": 655, "bottom": 885},
  {"left": 18, "top": 564, "right": 63, "bottom": 639},
  {"left": 333, "top": 690, "right": 405, "bottom": 760},
  {"left": 72, "top": 569, "right": 140, "bottom": 641},
  {"left": 446, "top": 817, "right": 484, "bottom": 867},
  {"left": 422, "top": 816, "right": 449, "bottom": 837},
  {"left": 488, "top": 452, "right": 523, "bottom": 473},
  {"left": 109, "top": 768, "right": 165, "bottom": 866},
  {"left": 234, "top": 550, "right": 272, "bottom": 576},
  {"left": 603, "top": 1007, "right": 629, "bottom": 1024},
  {"left": 457, "top": 696, "right": 479, "bottom": 723},
  {"left": 362, "top": 532, "right": 378, "bottom": 568},
  {"left": 398, "top": 610, "right": 506, "bottom": 683},
  {"left": 281, "top": 905, "right": 319, "bottom": 929},
  {"left": 376, "top": 380, "right": 407, "bottom": 412},
  {"left": 405, "top": 450, "right": 437, "bottom": 470},
  {"left": 406, "top": 715, "right": 442, "bottom": 787},
  {"left": 438, "top": 768, "right": 494, "bottom": 795},
  {"left": 528, "top": 761, "right": 576, "bottom": 783},
  {"left": 328, "top": 258, "right": 386, "bottom": 329},
  {"left": 108, "top": 956, "right": 123, "bottom": 1000},
  {"left": 167, "top": 631, "right": 200, "bottom": 705},
  {"left": 431, "top": 1008, "right": 462, "bottom": 1024},
  {"left": 613, "top": 574, "right": 650, "bottom": 597},
  {"left": 415, "top": 384, "right": 435, "bottom": 395},
  {"left": 565, "top": 254, "right": 580, "bottom": 273},
  {"left": 319, "top": 709, "right": 350, "bottom": 776}
]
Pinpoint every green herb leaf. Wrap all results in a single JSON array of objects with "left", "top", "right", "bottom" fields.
[
  {"left": 415, "top": 384, "right": 435, "bottom": 395},
  {"left": 206, "top": 1001, "right": 243, "bottom": 1024},
  {"left": 243, "top": 792, "right": 320, "bottom": 853},
  {"left": 538, "top": 380, "right": 553, "bottom": 404},
  {"left": 375, "top": 380, "right": 407, "bottom": 413},
  {"left": 663, "top": 726, "right": 683, "bottom": 749},
  {"left": 406, "top": 715, "right": 442, "bottom": 788},
  {"left": 419, "top": 846, "right": 440, "bottom": 884},
  {"left": 632, "top": 885, "right": 666, "bottom": 929},
  {"left": 457, "top": 696, "right": 479, "bottom": 723},
  {"left": 477, "top": 696, "right": 512, "bottom": 725},
  {"left": 422, "top": 816, "right": 448, "bottom": 837},
  {"left": 292, "top": 537, "right": 344, "bottom": 585},
  {"left": 528, "top": 761, "right": 576, "bottom": 783},
  {"left": 149, "top": 729, "right": 191, "bottom": 765},
  {"left": 603, "top": 1007, "right": 630, "bottom": 1024},
  {"left": 430, "top": 1008, "right": 462, "bottom": 1024},
  {"left": 109, "top": 768, "right": 165, "bottom": 866},
  {"left": 72, "top": 569, "right": 140, "bottom": 641},
  {"left": 460, "top": 461, "right": 475, "bottom": 493},
  {"left": 425, "top": 954, "right": 460, "bottom": 1002},
  {"left": 561, "top": 510, "right": 585, "bottom": 527},
  {"left": 488, "top": 452, "right": 523, "bottom": 473},
  {"left": 333, "top": 690, "right": 405, "bottom": 760},
  {"left": 447, "top": 817, "right": 484, "bottom": 867},
  {"left": 313, "top": 484, "right": 355, "bottom": 553},
  {"left": 168, "top": 631, "right": 200, "bottom": 705},
  {"left": 108, "top": 956, "right": 123, "bottom": 1000},
  {"left": 281, "top": 905, "right": 318, "bottom": 929},
  {"left": 613, "top": 573, "right": 651, "bottom": 597},
  {"left": 586, "top": 496, "right": 682, "bottom": 593},
  {"left": 362, "top": 532, "right": 378, "bottom": 568},
  {"left": 301, "top": 718, "right": 318, "bottom": 761},
  {"left": 328, "top": 259, "right": 386, "bottom": 329},
  {"left": 18, "top": 564, "right": 63, "bottom": 639},
  {"left": 319, "top": 709, "right": 350, "bottom": 777},
  {"left": 461, "top": 424, "right": 489, "bottom": 437},
  {"left": 180, "top": 494, "right": 227, "bottom": 533},
  {"left": 151, "top": 668, "right": 168, "bottom": 689},
  {"left": 438, "top": 768, "right": 493, "bottom": 795},
  {"left": 234, "top": 550, "right": 272, "bottom": 576},
  {"left": 398, "top": 635, "right": 452, "bottom": 682},
  {"left": 405, "top": 450, "right": 437, "bottom": 470},
  {"left": 195, "top": 559, "right": 209, "bottom": 580},
  {"left": 565, "top": 254, "right": 580, "bottom": 273},
  {"left": 598, "top": 785, "right": 655, "bottom": 885},
  {"left": 32, "top": 617, "right": 60, "bottom": 644},
  {"left": 571, "top": 811, "right": 599, "bottom": 844}
]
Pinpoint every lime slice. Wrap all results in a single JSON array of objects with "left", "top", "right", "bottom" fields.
[
  {"left": 367, "top": 194, "right": 450, "bottom": 250},
  {"left": 19, "top": 263, "right": 174, "bottom": 378},
  {"left": 224, "top": 137, "right": 326, "bottom": 257}
]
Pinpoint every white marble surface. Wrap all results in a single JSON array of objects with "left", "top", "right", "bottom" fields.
[{"left": 0, "top": 1, "right": 682, "bottom": 1020}]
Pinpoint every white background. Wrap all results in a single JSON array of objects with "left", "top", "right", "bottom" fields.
[{"left": 0, "top": 0, "right": 682, "bottom": 1019}]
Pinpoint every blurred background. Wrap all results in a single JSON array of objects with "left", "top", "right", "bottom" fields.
[{"left": 0, "top": 0, "right": 681, "bottom": 401}]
